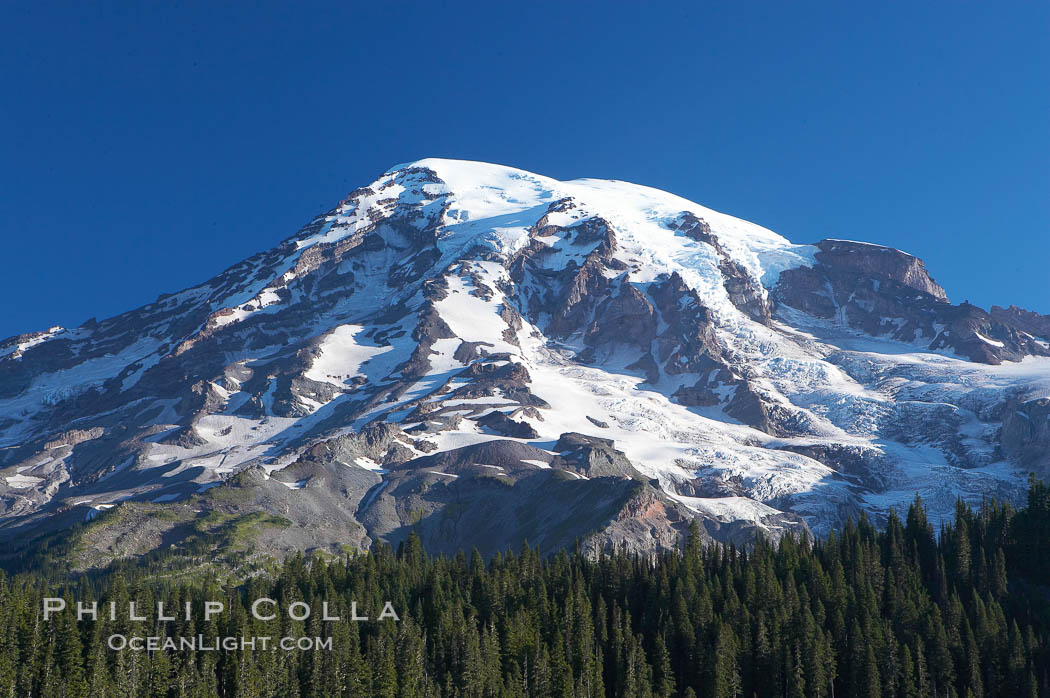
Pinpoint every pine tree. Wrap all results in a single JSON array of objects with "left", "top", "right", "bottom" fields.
[{"left": 711, "top": 623, "right": 741, "bottom": 698}]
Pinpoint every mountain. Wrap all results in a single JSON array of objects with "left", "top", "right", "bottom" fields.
[{"left": 2, "top": 158, "right": 1049, "bottom": 567}]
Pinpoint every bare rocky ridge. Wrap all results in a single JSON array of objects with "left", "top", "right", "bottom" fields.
[
  {"left": 0, "top": 158, "right": 1047, "bottom": 566},
  {"left": 774, "top": 239, "right": 1050, "bottom": 365},
  {"left": 990, "top": 305, "right": 1050, "bottom": 341}
]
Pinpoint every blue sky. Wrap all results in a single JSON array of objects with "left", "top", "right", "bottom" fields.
[{"left": 2, "top": 1, "right": 1047, "bottom": 338}]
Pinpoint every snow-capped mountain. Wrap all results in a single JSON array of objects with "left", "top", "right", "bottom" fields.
[{"left": 2, "top": 159, "right": 1049, "bottom": 562}]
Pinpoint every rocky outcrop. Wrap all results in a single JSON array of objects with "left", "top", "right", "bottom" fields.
[
  {"left": 670, "top": 212, "right": 773, "bottom": 324},
  {"left": 1000, "top": 398, "right": 1050, "bottom": 480},
  {"left": 509, "top": 213, "right": 622, "bottom": 342},
  {"left": 726, "top": 382, "right": 810, "bottom": 437},
  {"left": 582, "top": 488, "right": 699, "bottom": 556},
  {"left": 672, "top": 380, "right": 723, "bottom": 407},
  {"left": 813, "top": 239, "right": 947, "bottom": 300},
  {"left": 585, "top": 282, "right": 657, "bottom": 350},
  {"left": 774, "top": 239, "right": 1050, "bottom": 364},
  {"left": 926, "top": 303, "right": 1050, "bottom": 365},
  {"left": 991, "top": 305, "right": 1050, "bottom": 340},
  {"left": 774, "top": 240, "right": 948, "bottom": 337},
  {"left": 43, "top": 427, "right": 105, "bottom": 450},
  {"left": 297, "top": 423, "right": 423, "bottom": 468},
  {"left": 475, "top": 411, "right": 539, "bottom": 439},
  {"left": 551, "top": 433, "right": 645, "bottom": 480},
  {"left": 648, "top": 272, "right": 725, "bottom": 376}
]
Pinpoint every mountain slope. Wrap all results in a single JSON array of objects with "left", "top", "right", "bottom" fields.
[{"left": 2, "top": 159, "right": 1048, "bottom": 562}]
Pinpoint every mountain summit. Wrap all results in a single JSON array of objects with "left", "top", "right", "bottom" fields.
[{"left": 2, "top": 159, "right": 1049, "bottom": 564}]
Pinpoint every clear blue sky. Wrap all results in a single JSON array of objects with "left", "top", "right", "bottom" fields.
[{"left": 2, "top": 1, "right": 1047, "bottom": 338}]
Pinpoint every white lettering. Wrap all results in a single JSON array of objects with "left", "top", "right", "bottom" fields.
[
  {"left": 43, "top": 598, "right": 65, "bottom": 621},
  {"left": 378, "top": 602, "right": 400, "bottom": 621},
  {"left": 251, "top": 598, "right": 277, "bottom": 621},
  {"left": 76, "top": 601, "right": 97, "bottom": 621},
  {"left": 288, "top": 601, "right": 310, "bottom": 621},
  {"left": 128, "top": 602, "right": 146, "bottom": 621},
  {"left": 157, "top": 602, "right": 175, "bottom": 621},
  {"left": 204, "top": 601, "right": 224, "bottom": 621}
]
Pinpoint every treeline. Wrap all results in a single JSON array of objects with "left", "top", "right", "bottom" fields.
[{"left": 0, "top": 480, "right": 1048, "bottom": 697}]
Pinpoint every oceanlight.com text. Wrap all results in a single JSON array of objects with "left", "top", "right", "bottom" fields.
[{"left": 107, "top": 635, "right": 334, "bottom": 652}]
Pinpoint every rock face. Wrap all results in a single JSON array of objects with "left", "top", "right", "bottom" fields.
[
  {"left": 0, "top": 158, "right": 1047, "bottom": 565},
  {"left": 551, "top": 432, "right": 646, "bottom": 479},
  {"left": 1001, "top": 398, "right": 1050, "bottom": 481},
  {"left": 774, "top": 239, "right": 1050, "bottom": 365},
  {"left": 671, "top": 213, "right": 774, "bottom": 324},
  {"left": 813, "top": 239, "right": 948, "bottom": 300},
  {"left": 353, "top": 438, "right": 713, "bottom": 558},
  {"left": 990, "top": 305, "right": 1050, "bottom": 341}
]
